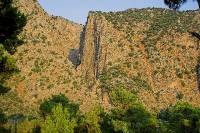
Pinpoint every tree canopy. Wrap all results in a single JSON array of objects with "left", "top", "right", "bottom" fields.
[
  {"left": 0, "top": 0, "right": 27, "bottom": 54},
  {"left": 164, "top": 0, "right": 200, "bottom": 10},
  {"left": 0, "top": 0, "right": 26, "bottom": 94}
]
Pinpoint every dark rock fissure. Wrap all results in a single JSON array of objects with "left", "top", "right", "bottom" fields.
[
  {"left": 93, "top": 18, "right": 101, "bottom": 79},
  {"left": 189, "top": 31, "right": 200, "bottom": 49},
  {"left": 68, "top": 19, "right": 87, "bottom": 69},
  {"left": 196, "top": 57, "right": 200, "bottom": 91},
  {"left": 79, "top": 26, "right": 86, "bottom": 63},
  {"left": 68, "top": 48, "right": 80, "bottom": 69}
]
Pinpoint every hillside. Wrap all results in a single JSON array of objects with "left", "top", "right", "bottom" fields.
[
  {"left": 1, "top": 0, "right": 86, "bottom": 114},
  {"left": 1, "top": 0, "right": 200, "bottom": 115},
  {"left": 79, "top": 9, "right": 200, "bottom": 112}
]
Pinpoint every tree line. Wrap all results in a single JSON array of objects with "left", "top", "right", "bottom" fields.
[{"left": 1, "top": 94, "right": 200, "bottom": 133}]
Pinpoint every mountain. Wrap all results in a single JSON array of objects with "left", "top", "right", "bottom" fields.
[
  {"left": 1, "top": 0, "right": 200, "bottom": 115},
  {"left": 79, "top": 9, "right": 200, "bottom": 112}
]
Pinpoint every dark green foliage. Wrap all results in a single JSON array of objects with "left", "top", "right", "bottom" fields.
[
  {"left": 110, "top": 87, "right": 138, "bottom": 108},
  {"left": 176, "top": 92, "right": 184, "bottom": 100},
  {"left": 40, "top": 94, "right": 79, "bottom": 117},
  {"left": 176, "top": 68, "right": 184, "bottom": 78},
  {"left": 0, "top": 0, "right": 27, "bottom": 54},
  {"left": 8, "top": 114, "right": 26, "bottom": 124},
  {"left": 164, "top": 0, "right": 200, "bottom": 9},
  {"left": 0, "top": 109, "right": 10, "bottom": 133},
  {"left": 158, "top": 103, "right": 200, "bottom": 133},
  {"left": 0, "top": 44, "right": 16, "bottom": 73},
  {"left": 2, "top": 94, "right": 200, "bottom": 133},
  {"left": 0, "top": 84, "right": 10, "bottom": 94},
  {"left": 40, "top": 95, "right": 81, "bottom": 133},
  {"left": 164, "top": 0, "right": 187, "bottom": 10},
  {"left": 0, "top": 44, "right": 16, "bottom": 94},
  {"left": 102, "top": 106, "right": 158, "bottom": 133},
  {"left": 131, "top": 76, "right": 152, "bottom": 90},
  {"left": 0, "top": 108, "right": 7, "bottom": 125},
  {"left": 0, "top": 0, "right": 26, "bottom": 96},
  {"left": 0, "top": 127, "right": 11, "bottom": 133},
  {"left": 75, "top": 106, "right": 103, "bottom": 133}
]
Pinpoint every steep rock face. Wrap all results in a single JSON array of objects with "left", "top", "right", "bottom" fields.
[
  {"left": 80, "top": 12, "right": 129, "bottom": 86},
  {"left": 80, "top": 13, "right": 105, "bottom": 83},
  {"left": 79, "top": 9, "right": 200, "bottom": 111}
]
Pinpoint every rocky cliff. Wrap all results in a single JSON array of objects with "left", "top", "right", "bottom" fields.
[
  {"left": 79, "top": 9, "right": 200, "bottom": 111},
  {"left": 79, "top": 12, "right": 129, "bottom": 86}
]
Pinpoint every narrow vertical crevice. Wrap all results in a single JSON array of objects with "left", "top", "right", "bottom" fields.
[
  {"left": 68, "top": 25, "right": 86, "bottom": 69},
  {"left": 77, "top": 13, "right": 102, "bottom": 82},
  {"left": 93, "top": 18, "right": 101, "bottom": 79},
  {"left": 196, "top": 57, "right": 200, "bottom": 91},
  {"left": 103, "top": 46, "right": 108, "bottom": 71},
  {"left": 79, "top": 25, "right": 86, "bottom": 63}
]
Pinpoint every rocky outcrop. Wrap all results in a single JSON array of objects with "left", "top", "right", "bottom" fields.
[
  {"left": 79, "top": 13, "right": 104, "bottom": 82},
  {"left": 79, "top": 12, "right": 129, "bottom": 85},
  {"left": 78, "top": 14, "right": 101, "bottom": 87}
]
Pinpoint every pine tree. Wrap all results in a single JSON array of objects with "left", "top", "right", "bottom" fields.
[
  {"left": 0, "top": 0, "right": 27, "bottom": 54},
  {"left": 0, "top": 0, "right": 26, "bottom": 92},
  {"left": 164, "top": 0, "right": 200, "bottom": 10},
  {"left": 41, "top": 104, "right": 77, "bottom": 133}
]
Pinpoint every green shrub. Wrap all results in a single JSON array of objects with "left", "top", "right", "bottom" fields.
[
  {"left": 0, "top": 108, "right": 7, "bottom": 125},
  {"left": 110, "top": 87, "right": 138, "bottom": 108},
  {"left": 176, "top": 68, "right": 183, "bottom": 79},
  {"left": 131, "top": 76, "right": 152, "bottom": 90},
  {"left": 0, "top": 44, "right": 16, "bottom": 72},
  {"left": 176, "top": 92, "right": 184, "bottom": 100},
  {"left": 0, "top": 84, "right": 11, "bottom": 94},
  {"left": 158, "top": 103, "right": 200, "bottom": 133},
  {"left": 102, "top": 105, "right": 158, "bottom": 133},
  {"left": 41, "top": 104, "right": 77, "bottom": 133},
  {"left": 77, "top": 106, "right": 103, "bottom": 133},
  {"left": 40, "top": 94, "right": 79, "bottom": 117}
]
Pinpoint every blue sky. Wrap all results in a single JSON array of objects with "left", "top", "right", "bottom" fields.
[{"left": 38, "top": 0, "right": 198, "bottom": 24}]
